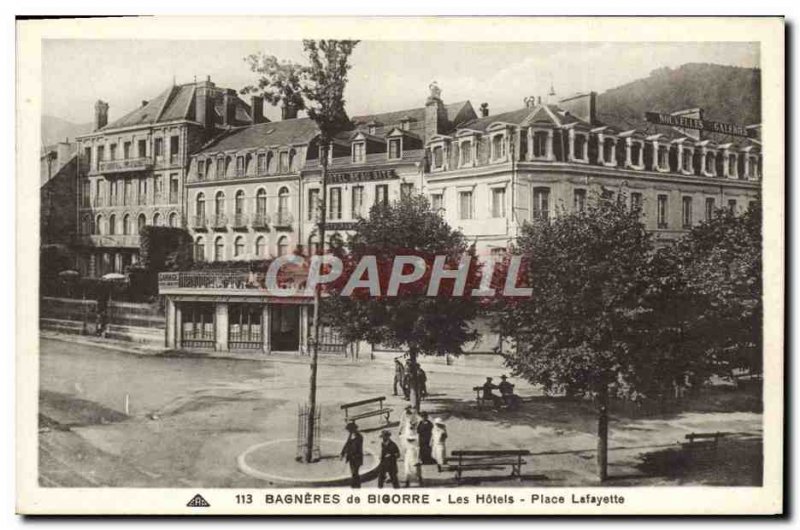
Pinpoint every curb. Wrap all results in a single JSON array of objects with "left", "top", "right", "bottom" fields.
[{"left": 237, "top": 438, "right": 380, "bottom": 487}]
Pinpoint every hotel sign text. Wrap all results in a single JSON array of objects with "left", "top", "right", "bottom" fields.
[
  {"left": 644, "top": 112, "right": 755, "bottom": 138},
  {"left": 327, "top": 168, "right": 399, "bottom": 184}
]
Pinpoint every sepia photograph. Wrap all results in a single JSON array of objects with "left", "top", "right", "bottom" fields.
[{"left": 17, "top": 15, "right": 784, "bottom": 515}]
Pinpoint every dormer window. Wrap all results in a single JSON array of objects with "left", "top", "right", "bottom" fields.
[
  {"left": 602, "top": 138, "right": 616, "bottom": 165},
  {"left": 727, "top": 153, "right": 738, "bottom": 178},
  {"left": 257, "top": 153, "right": 266, "bottom": 174},
  {"left": 432, "top": 145, "right": 444, "bottom": 169},
  {"left": 352, "top": 141, "right": 365, "bottom": 163},
  {"left": 568, "top": 130, "right": 588, "bottom": 163},
  {"left": 625, "top": 139, "right": 644, "bottom": 169},
  {"left": 704, "top": 151, "right": 716, "bottom": 176},
  {"left": 388, "top": 138, "right": 402, "bottom": 160},
  {"left": 657, "top": 145, "right": 669, "bottom": 171},
  {"left": 279, "top": 151, "right": 289, "bottom": 173},
  {"left": 197, "top": 158, "right": 205, "bottom": 180},
  {"left": 491, "top": 133, "right": 506, "bottom": 162},
  {"left": 459, "top": 139, "right": 473, "bottom": 167},
  {"left": 531, "top": 130, "right": 551, "bottom": 160},
  {"left": 681, "top": 147, "right": 694, "bottom": 174}
]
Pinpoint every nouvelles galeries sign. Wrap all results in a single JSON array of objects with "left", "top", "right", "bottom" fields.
[{"left": 644, "top": 112, "right": 756, "bottom": 138}]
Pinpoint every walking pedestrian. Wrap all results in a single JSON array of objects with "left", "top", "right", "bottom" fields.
[
  {"left": 377, "top": 430, "right": 401, "bottom": 488},
  {"left": 398, "top": 405, "right": 417, "bottom": 449},
  {"left": 432, "top": 418, "right": 448, "bottom": 472},
  {"left": 416, "top": 411, "right": 434, "bottom": 465},
  {"left": 403, "top": 435, "right": 422, "bottom": 487},
  {"left": 393, "top": 357, "right": 405, "bottom": 396},
  {"left": 340, "top": 422, "right": 363, "bottom": 488},
  {"left": 418, "top": 366, "right": 428, "bottom": 398}
]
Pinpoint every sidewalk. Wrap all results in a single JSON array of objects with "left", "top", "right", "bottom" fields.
[{"left": 38, "top": 329, "right": 509, "bottom": 377}]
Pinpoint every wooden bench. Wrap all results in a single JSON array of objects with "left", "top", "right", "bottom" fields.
[
  {"left": 341, "top": 396, "right": 391, "bottom": 426},
  {"left": 682, "top": 432, "right": 726, "bottom": 451},
  {"left": 450, "top": 449, "right": 530, "bottom": 483}
]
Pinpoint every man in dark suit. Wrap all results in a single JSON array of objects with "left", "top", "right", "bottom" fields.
[
  {"left": 377, "top": 430, "right": 401, "bottom": 488},
  {"left": 340, "top": 422, "right": 364, "bottom": 488},
  {"left": 416, "top": 411, "right": 435, "bottom": 465}
]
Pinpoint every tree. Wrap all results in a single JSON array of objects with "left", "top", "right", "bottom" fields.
[
  {"left": 491, "top": 197, "right": 693, "bottom": 481},
  {"left": 324, "top": 195, "right": 482, "bottom": 410},
  {"left": 243, "top": 39, "right": 359, "bottom": 463},
  {"left": 666, "top": 202, "right": 762, "bottom": 377},
  {"left": 241, "top": 54, "right": 307, "bottom": 117}
]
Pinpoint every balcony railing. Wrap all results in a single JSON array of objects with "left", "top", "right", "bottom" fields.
[
  {"left": 252, "top": 212, "right": 270, "bottom": 229},
  {"left": 98, "top": 157, "right": 153, "bottom": 173},
  {"left": 192, "top": 215, "right": 208, "bottom": 230},
  {"left": 211, "top": 214, "right": 228, "bottom": 230},
  {"left": 232, "top": 213, "right": 248, "bottom": 229},
  {"left": 273, "top": 211, "right": 294, "bottom": 228},
  {"left": 158, "top": 269, "right": 307, "bottom": 293}
]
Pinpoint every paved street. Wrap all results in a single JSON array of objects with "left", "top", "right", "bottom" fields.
[{"left": 39, "top": 336, "right": 763, "bottom": 488}]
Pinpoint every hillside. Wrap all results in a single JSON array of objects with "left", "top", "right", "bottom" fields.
[
  {"left": 596, "top": 63, "right": 761, "bottom": 134},
  {"left": 41, "top": 115, "right": 92, "bottom": 147}
]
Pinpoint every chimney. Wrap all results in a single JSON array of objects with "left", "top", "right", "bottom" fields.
[
  {"left": 94, "top": 100, "right": 109, "bottom": 131},
  {"left": 558, "top": 91, "right": 597, "bottom": 125},
  {"left": 424, "top": 81, "right": 448, "bottom": 142},
  {"left": 195, "top": 76, "right": 216, "bottom": 130},
  {"left": 222, "top": 89, "right": 237, "bottom": 127},
  {"left": 480, "top": 102, "right": 489, "bottom": 117},
  {"left": 281, "top": 102, "right": 298, "bottom": 120},
  {"left": 56, "top": 141, "right": 71, "bottom": 168},
  {"left": 250, "top": 95, "right": 265, "bottom": 124}
]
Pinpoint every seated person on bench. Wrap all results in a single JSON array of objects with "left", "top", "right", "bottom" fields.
[
  {"left": 482, "top": 377, "right": 504, "bottom": 408},
  {"left": 498, "top": 375, "right": 522, "bottom": 410}
]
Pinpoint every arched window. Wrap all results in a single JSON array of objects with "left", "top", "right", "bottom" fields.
[
  {"left": 278, "top": 187, "right": 289, "bottom": 218},
  {"left": 277, "top": 236, "right": 289, "bottom": 257},
  {"left": 196, "top": 192, "right": 206, "bottom": 218},
  {"left": 234, "top": 236, "right": 245, "bottom": 258},
  {"left": 96, "top": 214, "right": 104, "bottom": 235},
  {"left": 255, "top": 236, "right": 266, "bottom": 257},
  {"left": 122, "top": 214, "right": 131, "bottom": 235},
  {"left": 235, "top": 190, "right": 245, "bottom": 214},
  {"left": 153, "top": 212, "right": 161, "bottom": 227},
  {"left": 169, "top": 212, "right": 178, "bottom": 227},
  {"left": 256, "top": 188, "right": 267, "bottom": 215},
  {"left": 215, "top": 191, "right": 225, "bottom": 215},
  {"left": 137, "top": 213, "right": 146, "bottom": 233},
  {"left": 214, "top": 237, "right": 225, "bottom": 261},
  {"left": 195, "top": 236, "right": 205, "bottom": 262},
  {"left": 108, "top": 214, "right": 116, "bottom": 235}
]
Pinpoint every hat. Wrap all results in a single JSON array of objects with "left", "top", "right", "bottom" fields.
[
  {"left": 500, "top": 375, "right": 508, "bottom": 380},
  {"left": 380, "top": 430, "right": 392, "bottom": 439},
  {"left": 406, "top": 435, "right": 418, "bottom": 442},
  {"left": 433, "top": 417, "right": 444, "bottom": 425},
  {"left": 345, "top": 421, "right": 358, "bottom": 432},
  {"left": 486, "top": 377, "right": 493, "bottom": 381}
]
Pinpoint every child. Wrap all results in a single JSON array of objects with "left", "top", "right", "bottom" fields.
[{"left": 403, "top": 435, "right": 422, "bottom": 487}]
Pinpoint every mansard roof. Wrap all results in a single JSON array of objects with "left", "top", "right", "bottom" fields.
[
  {"left": 196, "top": 118, "right": 319, "bottom": 155},
  {"left": 100, "top": 83, "right": 252, "bottom": 132}
]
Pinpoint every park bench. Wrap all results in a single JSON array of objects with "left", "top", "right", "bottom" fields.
[
  {"left": 682, "top": 432, "right": 727, "bottom": 451},
  {"left": 449, "top": 449, "right": 531, "bottom": 483},
  {"left": 341, "top": 396, "right": 391, "bottom": 427}
]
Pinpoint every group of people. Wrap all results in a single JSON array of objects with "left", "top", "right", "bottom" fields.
[
  {"left": 340, "top": 406, "right": 448, "bottom": 488},
  {"left": 481, "top": 375, "right": 522, "bottom": 410},
  {"left": 393, "top": 357, "right": 428, "bottom": 400}
]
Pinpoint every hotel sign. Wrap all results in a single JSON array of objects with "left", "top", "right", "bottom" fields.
[
  {"left": 327, "top": 168, "right": 399, "bottom": 184},
  {"left": 644, "top": 112, "right": 755, "bottom": 138},
  {"left": 323, "top": 221, "right": 358, "bottom": 231}
]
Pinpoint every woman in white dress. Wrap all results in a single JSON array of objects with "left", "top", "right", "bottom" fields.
[
  {"left": 397, "top": 406, "right": 417, "bottom": 450},
  {"left": 432, "top": 418, "right": 448, "bottom": 472},
  {"left": 403, "top": 435, "right": 422, "bottom": 487}
]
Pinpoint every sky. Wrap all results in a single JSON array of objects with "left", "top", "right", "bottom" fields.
[{"left": 42, "top": 40, "right": 759, "bottom": 125}]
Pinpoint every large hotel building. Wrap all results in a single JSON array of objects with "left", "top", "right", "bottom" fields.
[{"left": 73, "top": 79, "right": 762, "bottom": 354}]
